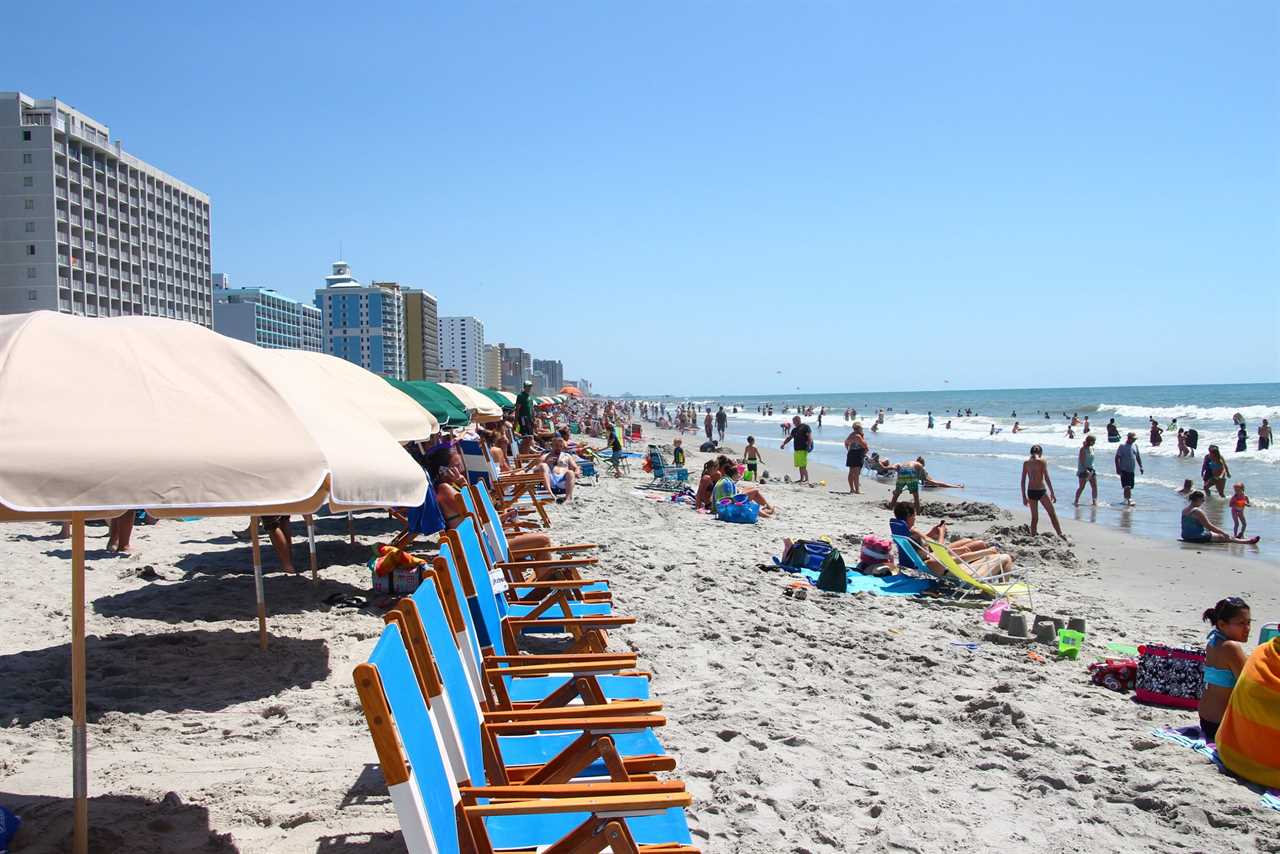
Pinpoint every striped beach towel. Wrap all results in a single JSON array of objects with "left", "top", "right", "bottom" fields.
[{"left": 1217, "top": 637, "right": 1280, "bottom": 789}]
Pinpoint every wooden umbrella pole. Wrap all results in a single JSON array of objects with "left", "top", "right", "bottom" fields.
[
  {"left": 250, "top": 516, "right": 267, "bottom": 651},
  {"left": 71, "top": 516, "right": 88, "bottom": 854},
  {"left": 347, "top": 512, "right": 355, "bottom": 546},
  {"left": 304, "top": 514, "right": 318, "bottom": 582}
]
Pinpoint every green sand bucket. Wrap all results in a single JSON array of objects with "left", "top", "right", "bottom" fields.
[{"left": 1057, "top": 629, "right": 1085, "bottom": 660}]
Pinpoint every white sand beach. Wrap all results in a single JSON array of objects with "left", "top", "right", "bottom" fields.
[{"left": 1, "top": 429, "right": 1278, "bottom": 852}]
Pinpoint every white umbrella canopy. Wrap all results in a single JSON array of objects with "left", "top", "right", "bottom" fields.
[
  {"left": 0, "top": 311, "right": 427, "bottom": 854},
  {"left": 264, "top": 349, "right": 440, "bottom": 442},
  {"left": 437, "top": 381, "right": 504, "bottom": 422}
]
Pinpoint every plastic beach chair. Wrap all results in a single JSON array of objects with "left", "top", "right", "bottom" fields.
[
  {"left": 431, "top": 536, "right": 651, "bottom": 709},
  {"left": 385, "top": 585, "right": 673, "bottom": 786},
  {"left": 353, "top": 623, "right": 697, "bottom": 854},
  {"left": 643, "top": 445, "right": 688, "bottom": 491},
  {"left": 924, "top": 541, "right": 1033, "bottom": 607}
]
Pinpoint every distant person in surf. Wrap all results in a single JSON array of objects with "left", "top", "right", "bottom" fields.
[
  {"left": 1021, "top": 445, "right": 1066, "bottom": 537},
  {"left": 1115, "top": 433, "right": 1144, "bottom": 506},
  {"left": 1074, "top": 434, "right": 1099, "bottom": 506},
  {"left": 1149, "top": 418, "right": 1163, "bottom": 446},
  {"left": 1177, "top": 428, "right": 1189, "bottom": 458},
  {"left": 704, "top": 408, "right": 714, "bottom": 442},
  {"left": 1236, "top": 425, "right": 1248, "bottom": 454},
  {"left": 1012, "top": 421, "right": 1021, "bottom": 433},
  {"left": 1083, "top": 416, "right": 1091, "bottom": 434},
  {"left": 927, "top": 411, "right": 934, "bottom": 429},
  {"left": 1259, "top": 419, "right": 1273, "bottom": 451},
  {"left": 1106, "top": 418, "right": 1121, "bottom": 442},
  {"left": 1201, "top": 445, "right": 1231, "bottom": 498}
]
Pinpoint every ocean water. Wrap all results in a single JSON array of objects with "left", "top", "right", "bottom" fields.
[{"left": 675, "top": 384, "right": 1279, "bottom": 560}]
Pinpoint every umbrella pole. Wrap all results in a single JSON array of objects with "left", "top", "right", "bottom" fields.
[
  {"left": 250, "top": 516, "right": 267, "bottom": 651},
  {"left": 347, "top": 512, "right": 355, "bottom": 545},
  {"left": 71, "top": 515, "right": 88, "bottom": 854},
  {"left": 304, "top": 514, "right": 318, "bottom": 582}
]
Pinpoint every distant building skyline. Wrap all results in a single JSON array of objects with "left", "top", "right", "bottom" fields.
[
  {"left": 439, "top": 315, "right": 484, "bottom": 387},
  {"left": 212, "top": 272, "right": 321, "bottom": 352},
  {"left": 315, "top": 261, "right": 405, "bottom": 379},
  {"left": 403, "top": 288, "right": 441, "bottom": 382}
]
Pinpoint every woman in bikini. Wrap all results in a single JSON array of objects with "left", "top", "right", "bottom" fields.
[
  {"left": 1201, "top": 445, "right": 1230, "bottom": 498},
  {"left": 1198, "top": 597, "right": 1251, "bottom": 742},
  {"left": 1020, "top": 444, "right": 1065, "bottom": 537}
]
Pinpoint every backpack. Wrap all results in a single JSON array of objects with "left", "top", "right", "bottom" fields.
[{"left": 778, "top": 539, "right": 847, "bottom": 593}]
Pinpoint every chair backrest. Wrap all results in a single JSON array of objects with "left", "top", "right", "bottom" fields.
[
  {"left": 891, "top": 535, "right": 931, "bottom": 573},
  {"left": 360, "top": 623, "right": 460, "bottom": 854},
  {"left": 406, "top": 580, "right": 488, "bottom": 786},
  {"left": 434, "top": 539, "right": 499, "bottom": 683},
  {"left": 647, "top": 445, "right": 666, "bottom": 475},
  {"left": 925, "top": 541, "right": 994, "bottom": 593},
  {"left": 463, "top": 484, "right": 512, "bottom": 566},
  {"left": 446, "top": 518, "right": 511, "bottom": 657},
  {"left": 456, "top": 439, "right": 492, "bottom": 488}
]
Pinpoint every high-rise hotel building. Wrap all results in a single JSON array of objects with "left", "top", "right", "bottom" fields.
[
  {"left": 0, "top": 92, "right": 212, "bottom": 323},
  {"left": 315, "top": 261, "right": 405, "bottom": 379}
]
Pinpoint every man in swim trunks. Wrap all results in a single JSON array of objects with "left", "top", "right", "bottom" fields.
[
  {"left": 780, "top": 415, "right": 813, "bottom": 483},
  {"left": 890, "top": 457, "right": 927, "bottom": 514},
  {"left": 1115, "top": 432, "right": 1144, "bottom": 506}
]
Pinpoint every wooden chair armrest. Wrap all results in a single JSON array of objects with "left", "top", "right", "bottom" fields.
[
  {"left": 508, "top": 579, "right": 608, "bottom": 590},
  {"left": 482, "top": 714, "right": 664, "bottom": 735},
  {"left": 484, "top": 653, "right": 636, "bottom": 665},
  {"left": 508, "top": 542, "right": 598, "bottom": 555},
  {"left": 487, "top": 660, "right": 633, "bottom": 678},
  {"left": 505, "top": 615, "right": 635, "bottom": 629},
  {"left": 482, "top": 700, "right": 662, "bottom": 722},
  {"left": 462, "top": 791, "right": 692, "bottom": 817},
  {"left": 496, "top": 557, "right": 598, "bottom": 570},
  {"left": 459, "top": 781, "right": 685, "bottom": 801}
]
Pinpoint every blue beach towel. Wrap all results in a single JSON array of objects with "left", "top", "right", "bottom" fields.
[
  {"left": 0, "top": 805, "right": 20, "bottom": 853},
  {"left": 1151, "top": 726, "right": 1280, "bottom": 812},
  {"left": 796, "top": 568, "right": 935, "bottom": 597}
]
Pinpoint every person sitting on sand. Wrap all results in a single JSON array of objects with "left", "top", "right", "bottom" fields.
[
  {"left": 1198, "top": 597, "right": 1251, "bottom": 742},
  {"left": 694, "top": 459, "right": 720, "bottom": 511},
  {"left": 713, "top": 457, "right": 775, "bottom": 517},
  {"left": 1020, "top": 444, "right": 1065, "bottom": 537},
  {"left": 1180, "top": 491, "right": 1259, "bottom": 544},
  {"left": 1201, "top": 445, "right": 1230, "bottom": 498},
  {"left": 888, "top": 503, "right": 1013, "bottom": 579}
]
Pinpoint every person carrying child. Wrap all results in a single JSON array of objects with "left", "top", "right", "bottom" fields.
[{"left": 1230, "top": 483, "right": 1251, "bottom": 538}]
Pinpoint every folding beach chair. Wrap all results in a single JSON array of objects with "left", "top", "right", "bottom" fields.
[
  {"left": 458, "top": 438, "right": 555, "bottom": 529},
  {"left": 923, "top": 540, "right": 1033, "bottom": 607},
  {"left": 642, "top": 445, "right": 688, "bottom": 491},
  {"left": 353, "top": 623, "right": 698, "bottom": 854},
  {"left": 384, "top": 586, "right": 674, "bottom": 786}
]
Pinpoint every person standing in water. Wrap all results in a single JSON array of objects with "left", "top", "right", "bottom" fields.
[
  {"left": 1073, "top": 434, "right": 1098, "bottom": 506},
  {"left": 843, "top": 422, "right": 868, "bottom": 494},
  {"left": 1236, "top": 425, "right": 1248, "bottom": 454},
  {"left": 715, "top": 406, "right": 728, "bottom": 443},
  {"left": 1106, "top": 418, "right": 1121, "bottom": 443},
  {"left": 1149, "top": 418, "right": 1163, "bottom": 446},
  {"left": 1259, "top": 419, "right": 1273, "bottom": 451},
  {"left": 1021, "top": 445, "right": 1065, "bottom": 537},
  {"left": 1115, "top": 432, "right": 1144, "bottom": 506}
]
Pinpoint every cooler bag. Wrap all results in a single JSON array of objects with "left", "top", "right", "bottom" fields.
[{"left": 1135, "top": 643, "right": 1204, "bottom": 709}]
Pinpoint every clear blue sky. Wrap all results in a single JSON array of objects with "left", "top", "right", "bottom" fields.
[{"left": 11, "top": 2, "right": 1278, "bottom": 395}]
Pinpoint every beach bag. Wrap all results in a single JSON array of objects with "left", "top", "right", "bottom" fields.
[
  {"left": 814, "top": 547, "right": 848, "bottom": 593},
  {"left": 1135, "top": 643, "right": 1204, "bottom": 709},
  {"left": 369, "top": 545, "right": 427, "bottom": 595},
  {"left": 716, "top": 494, "right": 759, "bottom": 524},
  {"left": 856, "top": 535, "right": 893, "bottom": 577},
  {"left": 778, "top": 539, "right": 835, "bottom": 572}
]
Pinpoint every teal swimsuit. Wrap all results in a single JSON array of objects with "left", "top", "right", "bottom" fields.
[{"left": 1203, "top": 628, "right": 1237, "bottom": 689}]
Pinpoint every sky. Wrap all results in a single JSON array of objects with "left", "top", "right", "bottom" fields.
[{"left": 8, "top": 1, "right": 1277, "bottom": 395}]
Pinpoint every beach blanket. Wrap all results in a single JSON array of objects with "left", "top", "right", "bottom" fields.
[
  {"left": 1217, "top": 637, "right": 1280, "bottom": 790},
  {"left": 1151, "top": 725, "right": 1280, "bottom": 812},
  {"left": 796, "top": 568, "right": 935, "bottom": 597}
]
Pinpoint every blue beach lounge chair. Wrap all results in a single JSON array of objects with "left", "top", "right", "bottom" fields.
[
  {"left": 353, "top": 623, "right": 697, "bottom": 854},
  {"left": 643, "top": 445, "right": 688, "bottom": 491},
  {"left": 430, "top": 537, "right": 651, "bottom": 710},
  {"left": 385, "top": 586, "right": 674, "bottom": 786}
]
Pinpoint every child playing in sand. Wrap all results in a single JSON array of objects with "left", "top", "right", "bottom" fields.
[
  {"left": 1230, "top": 483, "right": 1251, "bottom": 537},
  {"left": 671, "top": 437, "right": 685, "bottom": 467},
  {"left": 742, "top": 436, "right": 761, "bottom": 481}
]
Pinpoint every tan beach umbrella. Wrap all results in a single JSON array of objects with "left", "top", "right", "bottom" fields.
[
  {"left": 437, "top": 381, "right": 504, "bottom": 422},
  {"left": 268, "top": 349, "right": 440, "bottom": 441},
  {"left": 0, "top": 311, "right": 427, "bottom": 854}
]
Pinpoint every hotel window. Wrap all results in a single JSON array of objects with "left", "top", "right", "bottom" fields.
[
  {"left": 23, "top": 131, "right": 32, "bottom": 141},
  {"left": 26, "top": 245, "right": 36, "bottom": 256},
  {"left": 27, "top": 267, "right": 37, "bottom": 279},
  {"left": 23, "top": 176, "right": 34, "bottom": 187},
  {"left": 25, "top": 199, "right": 34, "bottom": 210},
  {"left": 23, "top": 153, "right": 33, "bottom": 164},
  {"left": 25, "top": 222, "right": 36, "bottom": 233}
]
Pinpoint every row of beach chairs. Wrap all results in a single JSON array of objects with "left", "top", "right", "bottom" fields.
[{"left": 355, "top": 477, "right": 699, "bottom": 852}]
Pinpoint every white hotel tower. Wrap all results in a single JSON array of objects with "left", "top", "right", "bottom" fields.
[{"left": 0, "top": 92, "right": 213, "bottom": 323}]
